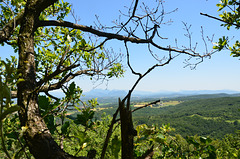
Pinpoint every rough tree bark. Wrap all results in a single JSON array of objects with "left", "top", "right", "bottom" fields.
[
  {"left": 119, "top": 97, "right": 137, "bottom": 159},
  {"left": 17, "top": 0, "right": 87, "bottom": 158}
]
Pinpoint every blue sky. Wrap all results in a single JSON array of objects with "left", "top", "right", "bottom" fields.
[
  {"left": 68, "top": 0, "right": 240, "bottom": 92},
  {"left": 1, "top": 0, "right": 240, "bottom": 93}
]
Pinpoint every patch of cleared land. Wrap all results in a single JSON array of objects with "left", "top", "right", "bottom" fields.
[{"left": 133, "top": 101, "right": 182, "bottom": 108}]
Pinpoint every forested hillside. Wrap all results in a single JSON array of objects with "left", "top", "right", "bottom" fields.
[{"left": 90, "top": 95, "right": 240, "bottom": 139}]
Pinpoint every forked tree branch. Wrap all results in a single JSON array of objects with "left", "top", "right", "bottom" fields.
[
  {"left": 100, "top": 40, "right": 172, "bottom": 158},
  {"left": 122, "top": 43, "right": 173, "bottom": 103},
  {"left": 38, "top": 20, "right": 151, "bottom": 43},
  {"left": 0, "top": 0, "right": 58, "bottom": 43},
  {"left": 37, "top": 64, "right": 80, "bottom": 89},
  {"left": 39, "top": 68, "right": 104, "bottom": 92},
  {"left": 10, "top": 68, "right": 105, "bottom": 98},
  {"left": 38, "top": 20, "right": 212, "bottom": 58}
]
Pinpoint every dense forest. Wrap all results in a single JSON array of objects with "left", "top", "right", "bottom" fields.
[
  {"left": 64, "top": 94, "right": 240, "bottom": 158},
  {"left": 77, "top": 95, "right": 240, "bottom": 139},
  {"left": 133, "top": 96, "right": 240, "bottom": 138}
]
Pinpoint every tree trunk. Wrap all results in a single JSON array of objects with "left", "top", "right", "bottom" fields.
[
  {"left": 17, "top": 1, "right": 87, "bottom": 158},
  {"left": 119, "top": 98, "right": 137, "bottom": 159}
]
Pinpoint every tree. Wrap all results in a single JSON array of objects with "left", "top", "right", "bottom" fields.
[
  {"left": 201, "top": 0, "right": 240, "bottom": 57},
  {"left": 0, "top": 0, "right": 214, "bottom": 158}
]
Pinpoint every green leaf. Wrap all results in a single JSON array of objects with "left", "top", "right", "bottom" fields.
[
  {"left": 156, "top": 133, "right": 165, "bottom": 139},
  {"left": 61, "top": 121, "right": 70, "bottom": 135},
  {"left": 16, "top": 78, "right": 25, "bottom": 84},
  {"left": 67, "top": 34, "right": 72, "bottom": 43},
  {"left": 74, "top": 105, "right": 81, "bottom": 112},
  {"left": 69, "top": 82, "right": 76, "bottom": 96},
  {"left": 0, "top": 105, "right": 20, "bottom": 121},
  {"left": 39, "top": 95, "right": 50, "bottom": 111},
  {"left": 110, "top": 135, "right": 121, "bottom": 159},
  {"left": 200, "top": 136, "right": 207, "bottom": 144}
]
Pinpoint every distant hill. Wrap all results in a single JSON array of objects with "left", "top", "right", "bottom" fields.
[
  {"left": 83, "top": 89, "right": 240, "bottom": 99},
  {"left": 83, "top": 89, "right": 127, "bottom": 98},
  {"left": 48, "top": 89, "right": 240, "bottom": 101},
  {"left": 163, "top": 93, "right": 240, "bottom": 101}
]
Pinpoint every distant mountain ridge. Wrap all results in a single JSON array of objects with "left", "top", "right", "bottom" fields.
[
  {"left": 83, "top": 89, "right": 240, "bottom": 98},
  {"left": 83, "top": 89, "right": 127, "bottom": 98}
]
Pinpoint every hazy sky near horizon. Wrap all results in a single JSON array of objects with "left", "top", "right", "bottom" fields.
[{"left": 1, "top": 0, "right": 240, "bottom": 93}]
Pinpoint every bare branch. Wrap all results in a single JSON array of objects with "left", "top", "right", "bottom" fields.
[
  {"left": 38, "top": 20, "right": 150, "bottom": 43},
  {"left": 38, "top": 20, "right": 211, "bottom": 58},
  {"left": 44, "top": 91, "right": 59, "bottom": 101},
  {"left": 123, "top": 49, "right": 172, "bottom": 103},
  {"left": 125, "top": 41, "right": 141, "bottom": 76},
  {"left": 132, "top": 100, "right": 160, "bottom": 113},
  {"left": 37, "top": 63, "right": 80, "bottom": 89},
  {"left": 200, "top": 12, "right": 240, "bottom": 28},
  {"left": 201, "top": 26, "right": 208, "bottom": 54},
  {"left": 115, "top": 0, "right": 139, "bottom": 34},
  {"left": 39, "top": 69, "right": 104, "bottom": 92}
]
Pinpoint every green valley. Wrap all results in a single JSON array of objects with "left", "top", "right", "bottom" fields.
[{"left": 75, "top": 94, "right": 240, "bottom": 139}]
